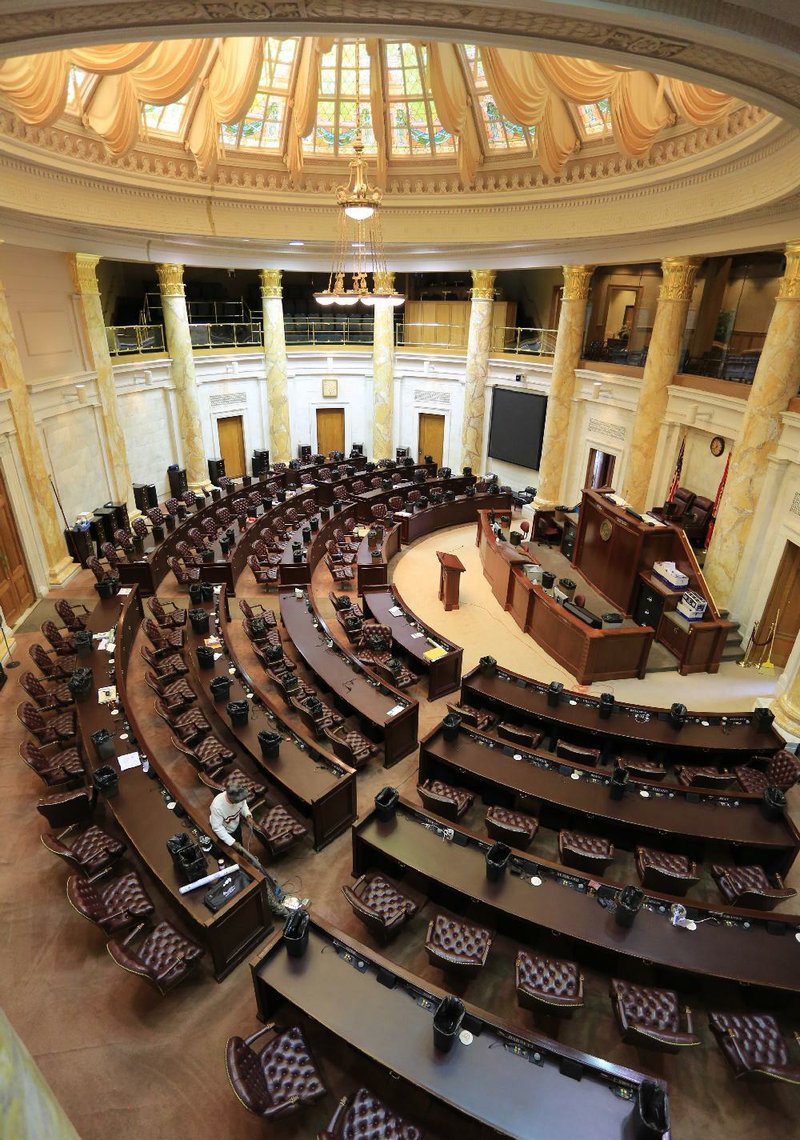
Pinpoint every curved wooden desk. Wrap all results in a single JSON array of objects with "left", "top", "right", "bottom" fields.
[
  {"left": 355, "top": 522, "right": 401, "bottom": 592},
  {"left": 400, "top": 491, "right": 512, "bottom": 544},
  {"left": 361, "top": 583, "right": 462, "bottom": 700},
  {"left": 354, "top": 474, "right": 475, "bottom": 522}
]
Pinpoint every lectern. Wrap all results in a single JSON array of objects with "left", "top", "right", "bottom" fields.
[{"left": 437, "top": 552, "right": 466, "bottom": 611}]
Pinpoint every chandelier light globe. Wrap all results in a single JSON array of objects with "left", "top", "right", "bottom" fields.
[{"left": 344, "top": 204, "right": 376, "bottom": 221}]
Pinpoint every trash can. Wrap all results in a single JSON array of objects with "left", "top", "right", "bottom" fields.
[
  {"left": 479, "top": 655, "right": 497, "bottom": 677},
  {"left": 615, "top": 885, "right": 645, "bottom": 929},
  {"left": 762, "top": 785, "right": 787, "bottom": 822},
  {"left": 196, "top": 645, "right": 215, "bottom": 669},
  {"left": 189, "top": 582, "right": 203, "bottom": 605},
  {"left": 189, "top": 608, "right": 210, "bottom": 634},
  {"left": 558, "top": 578, "right": 577, "bottom": 603},
  {"left": 284, "top": 908, "right": 309, "bottom": 958},
  {"left": 258, "top": 730, "right": 281, "bottom": 760},
  {"left": 433, "top": 995, "right": 465, "bottom": 1053},
  {"left": 201, "top": 583, "right": 214, "bottom": 601},
  {"left": 90, "top": 728, "right": 115, "bottom": 761},
  {"left": 201, "top": 548, "right": 214, "bottom": 563},
  {"left": 68, "top": 666, "right": 93, "bottom": 704},
  {"left": 442, "top": 713, "right": 461, "bottom": 741},
  {"left": 227, "top": 700, "right": 249, "bottom": 728},
  {"left": 610, "top": 766, "right": 629, "bottom": 801},
  {"left": 73, "top": 629, "right": 93, "bottom": 659},
  {"left": 375, "top": 786, "right": 399, "bottom": 822},
  {"left": 93, "top": 764, "right": 119, "bottom": 798},
  {"left": 210, "top": 676, "right": 233, "bottom": 703},
  {"left": 632, "top": 1081, "right": 670, "bottom": 1139},
  {"left": 486, "top": 841, "right": 512, "bottom": 882}
]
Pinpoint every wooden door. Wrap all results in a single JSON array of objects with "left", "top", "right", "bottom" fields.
[
  {"left": 0, "top": 468, "right": 35, "bottom": 625},
  {"left": 756, "top": 541, "right": 800, "bottom": 667},
  {"left": 316, "top": 408, "right": 345, "bottom": 456},
  {"left": 585, "top": 448, "right": 616, "bottom": 489},
  {"left": 418, "top": 413, "right": 445, "bottom": 468},
  {"left": 217, "top": 415, "right": 246, "bottom": 478}
]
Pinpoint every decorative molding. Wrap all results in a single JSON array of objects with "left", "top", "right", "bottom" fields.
[
  {"left": 562, "top": 265, "right": 594, "bottom": 301},
  {"left": 470, "top": 269, "right": 496, "bottom": 301},
  {"left": 658, "top": 255, "right": 703, "bottom": 301},
  {"left": 259, "top": 268, "right": 282, "bottom": 298},
  {"left": 790, "top": 491, "right": 800, "bottom": 518},
  {"left": 414, "top": 389, "right": 451, "bottom": 406},
  {"left": 68, "top": 252, "right": 99, "bottom": 294},
  {"left": 155, "top": 262, "right": 185, "bottom": 297},
  {"left": 208, "top": 391, "right": 246, "bottom": 409},
  {"left": 588, "top": 417, "right": 627, "bottom": 442},
  {"left": 778, "top": 240, "right": 800, "bottom": 301}
]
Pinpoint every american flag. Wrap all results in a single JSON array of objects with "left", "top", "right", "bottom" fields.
[
  {"left": 667, "top": 436, "right": 686, "bottom": 502},
  {"left": 705, "top": 451, "right": 731, "bottom": 548}
]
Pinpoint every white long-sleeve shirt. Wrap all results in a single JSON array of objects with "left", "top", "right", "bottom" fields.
[{"left": 209, "top": 792, "right": 253, "bottom": 846}]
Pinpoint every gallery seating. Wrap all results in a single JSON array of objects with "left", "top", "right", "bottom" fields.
[
  {"left": 20, "top": 670, "right": 73, "bottom": 710},
  {"left": 485, "top": 804, "right": 539, "bottom": 849},
  {"left": 41, "top": 824, "right": 126, "bottom": 876},
  {"left": 225, "top": 1024, "right": 327, "bottom": 1121},
  {"left": 320, "top": 1087, "right": 422, "bottom": 1140},
  {"left": 609, "top": 979, "right": 701, "bottom": 1052},
  {"left": 710, "top": 863, "right": 797, "bottom": 910},
  {"left": 341, "top": 872, "right": 418, "bottom": 944},
  {"left": 635, "top": 846, "right": 700, "bottom": 895},
  {"left": 19, "top": 740, "right": 85, "bottom": 786},
  {"left": 558, "top": 829, "right": 615, "bottom": 873},
  {"left": 735, "top": 750, "right": 800, "bottom": 794},
  {"left": 66, "top": 870, "right": 155, "bottom": 934},
  {"left": 17, "top": 702, "right": 76, "bottom": 745},
  {"left": 29, "top": 642, "right": 77, "bottom": 680},
  {"left": 516, "top": 950, "right": 584, "bottom": 1014},
  {"left": 424, "top": 913, "right": 493, "bottom": 979},
  {"left": 416, "top": 778, "right": 473, "bottom": 821},
  {"left": 106, "top": 919, "right": 204, "bottom": 995},
  {"left": 708, "top": 1012, "right": 800, "bottom": 1082}
]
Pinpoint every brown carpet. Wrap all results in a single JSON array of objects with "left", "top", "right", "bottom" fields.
[{"left": 1, "top": 565, "right": 798, "bottom": 1139}]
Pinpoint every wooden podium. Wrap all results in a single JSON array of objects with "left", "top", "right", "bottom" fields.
[{"left": 437, "top": 551, "right": 465, "bottom": 611}]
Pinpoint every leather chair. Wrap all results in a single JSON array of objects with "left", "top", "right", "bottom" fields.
[
  {"left": 326, "top": 539, "right": 356, "bottom": 566},
  {"left": 710, "top": 863, "right": 797, "bottom": 910},
  {"left": 333, "top": 527, "right": 358, "bottom": 554},
  {"left": 556, "top": 739, "right": 601, "bottom": 767},
  {"left": 149, "top": 597, "right": 187, "bottom": 628},
  {"left": 171, "top": 733, "right": 234, "bottom": 776},
  {"left": 29, "top": 642, "right": 76, "bottom": 680},
  {"left": 635, "top": 847, "right": 700, "bottom": 895},
  {"left": 709, "top": 1012, "right": 800, "bottom": 1082},
  {"left": 217, "top": 476, "right": 234, "bottom": 494},
  {"left": 670, "top": 487, "right": 696, "bottom": 519},
  {"left": 323, "top": 726, "right": 374, "bottom": 770},
  {"left": 610, "top": 979, "right": 700, "bottom": 1052},
  {"left": 147, "top": 506, "right": 166, "bottom": 528},
  {"left": 735, "top": 750, "right": 800, "bottom": 794},
  {"left": 41, "top": 619, "right": 76, "bottom": 656},
  {"left": 144, "top": 672, "right": 196, "bottom": 711},
  {"left": 113, "top": 528, "right": 137, "bottom": 561},
  {"left": 141, "top": 645, "right": 188, "bottom": 681},
  {"left": 188, "top": 526, "right": 210, "bottom": 553},
  {"left": 250, "top": 540, "right": 281, "bottom": 567},
  {"left": 445, "top": 702, "right": 495, "bottom": 732},
  {"left": 425, "top": 913, "right": 493, "bottom": 979},
  {"left": 226, "top": 1023, "right": 326, "bottom": 1120},
  {"left": 154, "top": 701, "right": 211, "bottom": 744},
  {"left": 251, "top": 804, "right": 308, "bottom": 858},
  {"left": 533, "top": 512, "right": 562, "bottom": 546},
  {"left": 371, "top": 503, "right": 388, "bottom": 523},
  {"left": 67, "top": 870, "right": 155, "bottom": 933},
  {"left": 143, "top": 618, "right": 184, "bottom": 653},
  {"left": 325, "top": 556, "right": 354, "bottom": 585},
  {"left": 342, "top": 872, "right": 418, "bottom": 943},
  {"left": 497, "top": 721, "right": 543, "bottom": 749},
  {"left": 54, "top": 598, "right": 88, "bottom": 631},
  {"left": 182, "top": 489, "right": 198, "bottom": 510},
  {"left": 618, "top": 755, "right": 667, "bottom": 781},
  {"left": 168, "top": 556, "right": 201, "bottom": 586},
  {"left": 674, "top": 765, "right": 734, "bottom": 789},
  {"left": 416, "top": 779, "right": 473, "bottom": 821},
  {"left": 247, "top": 556, "right": 280, "bottom": 588},
  {"left": 86, "top": 554, "right": 110, "bottom": 584},
  {"left": 486, "top": 805, "right": 538, "bottom": 849},
  {"left": 36, "top": 787, "right": 94, "bottom": 829},
  {"left": 320, "top": 1087, "right": 422, "bottom": 1140},
  {"left": 200, "top": 518, "right": 219, "bottom": 541},
  {"left": 20, "top": 740, "right": 84, "bottom": 786},
  {"left": 682, "top": 495, "right": 714, "bottom": 546},
  {"left": 107, "top": 920, "right": 203, "bottom": 994},
  {"left": 100, "top": 541, "right": 123, "bottom": 570},
  {"left": 516, "top": 950, "right": 584, "bottom": 1013},
  {"left": 17, "top": 702, "right": 76, "bottom": 745},
  {"left": 41, "top": 824, "right": 126, "bottom": 876},
  {"left": 558, "top": 829, "right": 615, "bottom": 873},
  {"left": 20, "top": 670, "right": 73, "bottom": 710},
  {"left": 132, "top": 516, "right": 150, "bottom": 541},
  {"left": 197, "top": 769, "right": 266, "bottom": 805},
  {"left": 239, "top": 599, "right": 276, "bottom": 626}
]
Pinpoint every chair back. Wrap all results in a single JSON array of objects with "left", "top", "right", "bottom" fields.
[
  {"left": 41, "top": 620, "right": 65, "bottom": 650},
  {"left": 30, "top": 643, "right": 58, "bottom": 676}
]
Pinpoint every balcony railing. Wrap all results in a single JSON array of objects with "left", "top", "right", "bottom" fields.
[
  {"left": 106, "top": 324, "right": 165, "bottom": 355},
  {"left": 284, "top": 314, "right": 374, "bottom": 345},
  {"left": 396, "top": 322, "right": 557, "bottom": 355},
  {"left": 188, "top": 322, "right": 263, "bottom": 348}
]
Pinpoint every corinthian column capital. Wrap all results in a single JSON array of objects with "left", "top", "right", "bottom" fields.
[
  {"left": 373, "top": 270, "right": 395, "bottom": 294},
  {"left": 470, "top": 269, "right": 496, "bottom": 301},
  {"left": 658, "top": 256, "right": 703, "bottom": 302},
  {"left": 156, "top": 263, "right": 185, "bottom": 297},
  {"left": 777, "top": 241, "right": 800, "bottom": 301},
  {"left": 69, "top": 253, "right": 100, "bottom": 295},
  {"left": 260, "top": 269, "right": 282, "bottom": 298},
  {"left": 562, "top": 264, "right": 594, "bottom": 302}
]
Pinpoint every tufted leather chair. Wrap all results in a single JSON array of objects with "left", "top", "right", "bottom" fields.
[
  {"left": 446, "top": 702, "right": 495, "bottom": 732},
  {"left": 260, "top": 528, "right": 285, "bottom": 553},
  {"left": 558, "top": 829, "right": 615, "bottom": 873},
  {"left": 342, "top": 872, "right": 418, "bottom": 944},
  {"left": 635, "top": 847, "right": 700, "bottom": 896},
  {"left": 710, "top": 863, "right": 796, "bottom": 910},
  {"left": 320, "top": 1087, "right": 422, "bottom": 1140},
  {"left": 709, "top": 1012, "right": 800, "bottom": 1082},
  {"left": 417, "top": 779, "right": 473, "bottom": 822},
  {"left": 486, "top": 805, "right": 539, "bottom": 849},
  {"left": 141, "top": 645, "right": 188, "bottom": 680},
  {"left": 425, "top": 913, "right": 493, "bottom": 978},
  {"left": 357, "top": 624, "right": 393, "bottom": 662},
  {"left": 533, "top": 512, "right": 562, "bottom": 546},
  {"left": 41, "top": 619, "right": 76, "bottom": 656},
  {"left": 675, "top": 765, "right": 734, "bottom": 789},
  {"left": 735, "top": 750, "right": 800, "bottom": 794},
  {"left": 239, "top": 599, "right": 276, "bottom": 626},
  {"left": 332, "top": 485, "right": 349, "bottom": 503},
  {"left": 17, "top": 702, "right": 76, "bottom": 745},
  {"left": 497, "top": 721, "right": 543, "bottom": 749},
  {"left": 132, "top": 517, "right": 150, "bottom": 541},
  {"left": 371, "top": 657, "right": 419, "bottom": 691},
  {"left": 371, "top": 503, "right": 388, "bottom": 522},
  {"left": 200, "top": 518, "right": 219, "bottom": 541},
  {"left": 610, "top": 979, "right": 700, "bottom": 1052},
  {"left": 326, "top": 539, "right": 356, "bottom": 566},
  {"left": 20, "top": 671, "right": 73, "bottom": 710},
  {"left": 618, "top": 754, "right": 667, "bottom": 781},
  {"left": 149, "top": 597, "right": 187, "bottom": 628},
  {"left": 100, "top": 541, "right": 122, "bottom": 569},
  {"left": 145, "top": 672, "right": 197, "bottom": 711},
  {"left": 333, "top": 527, "right": 359, "bottom": 553},
  {"left": 167, "top": 556, "right": 201, "bottom": 585},
  {"left": 155, "top": 701, "right": 210, "bottom": 744},
  {"left": 86, "top": 555, "right": 109, "bottom": 584},
  {"left": 326, "top": 556, "right": 354, "bottom": 585},
  {"left": 29, "top": 642, "right": 77, "bottom": 680},
  {"left": 248, "top": 556, "right": 280, "bottom": 588},
  {"left": 251, "top": 540, "right": 281, "bottom": 567},
  {"left": 197, "top": 770, "right": 267, "bottom": 805},
  {"left": 370, "top": 477, "right": 383, "bottom": 490},
  {"left": 351, "top": 479, "right": 367, "bottom": 495},
  {"left": 226, "top": 1024, "right": 326, "bottom": 1120},
  {"left": 388, "top": 495, "right": 403, "bottom": 512},
  {"left": 41, "top": 824, "right": 126, "bottom": 876},
  {"left": 516, "top": 950, "right": 584, "bottom": 1013},
  {"left": 114, "top": 528, "right": 137, "bottom": 560},
  {"left": 682, "top": 494, "right": 714, "bottom": 546},
  {"left": 172, "top": 733, "right": 236, "bottom": 777},
  {"left": 66, "top": 870, "right": 154, "bottom": 934},
  {"left": 54, "top": 598, "right": 88, "bottom": 631},
  {"left": 556, "top": 739, "right": 601, "bottom": 767},
  {"left": 324, "top": 726, "right": 374, "bottom": 770},
  {"left": 182, "top": 489, "right": 197, "bottom": 510},
  {"left": 216, "top": 476, "right": 234, "bottom": 493},
  {"left": 36, "top": 787, "right": 94, "bottom": 830},
  {"left": 20, "top": 740, "right": 84, "bottom": 786},
  {"left": 143, "top": 618, "right": 184, "bottom": 653},
  {"left": 107, "top": 920, "right": 203, "bottom": 994},
  {"left": 188, "top": 526, "right": 210, "bottom": 553},
  {"left": 251, "top": 804, "right": 308, "bottom": 858},
  {"left": 250, "top": 490, "right": 265, "bottom": 513}
]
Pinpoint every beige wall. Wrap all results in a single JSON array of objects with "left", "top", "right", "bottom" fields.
[
  {"left": 0, "top": 246, "right": 86, "bottom": 382},
  {"left": 681, "top": 427, "right": 732, "bottom": 502}
]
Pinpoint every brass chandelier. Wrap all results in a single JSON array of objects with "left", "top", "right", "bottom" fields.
[{"left": 314, "top": 135, "right": 404, "bottom": 308}]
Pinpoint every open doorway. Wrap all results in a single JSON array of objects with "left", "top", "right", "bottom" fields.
[
  {"left": 755, "top": 540, "right": 800, "bottom": 668},
  {"left": 585, "top": 448, "right": 616, "bottom": 490}
]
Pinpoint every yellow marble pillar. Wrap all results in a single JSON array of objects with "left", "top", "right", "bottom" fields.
[
  {"left": 461, "top": 269, "right": 496, "bottom": 473},
  {"left": 704, "top": 241, "right": 800, "bottom": 610},
  {"left": 260, "top": 269, "right": 291, "bottom": 465},
  {"left": 68, "top": 253, "right": 132, "bottom": 506},
  {"left": 156, "top": 263, "right": 207, "bottom": 488},
  {"left": 372, "top": 270, "right": 396, "bottom": 460},
  {"left": 622, "top": 257, "right": 702, "bottom": 511},
  {"left": 0, "top": 273, "right": 73, "bottom": 584},
  {"left": 534, "top": 265, "right": 593, "bottom": 509}
]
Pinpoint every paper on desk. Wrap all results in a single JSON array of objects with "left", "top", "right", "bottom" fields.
[
  {"left": 117, "top": 587, "right": 133, "bottom": 596},
  {"left": 395, "top": 511, "right": 412, "bottom": 518},
  {"left": 117, "top": 751, "right": 141, "bottom": 771},
  {"left": 389, "top": 605, "right": 403, "bottom": 617},
  {"left": 411, "top": 632, "right": 425, "bottom": 639},
  {"left": 205, "top": 636, "right": 223, "bottom": 649},
  {"left": 97, "top": 685, "right": 117, "bottom": 704},
  {"left": 387, "top": 705, "right": 404, "bottom": 717}
]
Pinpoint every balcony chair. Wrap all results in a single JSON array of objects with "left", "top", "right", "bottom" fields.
[
  {"left": 29, "top": 642, "right": 76, "bottom": 680},
  {"left": 485, "top": 805, "right": 539, "bottom": 849},
  {"left": 54, "top": 598, "right": 88, "bottom": 631},
  {"left": 416, "top": 778, "right": 473, "bottom": 821},
  {"left": 19, "top": 740, "right": 84, "bottom": 787},
  {"left": 709, "top": 1012, "right": 800, "bottom": 1082},
  {"left": 710, "top": 863, "right": 796, "bottom": 910},
  {"left": 19, "top": 670, "right": 72, "bottom": 710},
  {"left": 635, "top": 846, "right": 700, "bottom": 896},
  {"left": 558, "top": 829, "right": 615, "bottom": 873},
  {"left": 735, "top": 750, "right": 800, "bottom": 794},
  {"left": 320, "top": 1088, "right": 421, "bottom": 1140},
  {"left": 425, "top": 913, "right": 493, "bottom": 979},
  {"left": 16, "top": 702, "right": 76, "bottom": 745}
]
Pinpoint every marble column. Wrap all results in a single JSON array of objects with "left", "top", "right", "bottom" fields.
[
  {"left": 68, "top": 254, "right": 132, "bottom": 507},
  {"left": 372, "top": 270, "right": 396, "bottom": 460},
  {"left": 460, "top": 269, "right": 496, "bottom": 473},
  {"left": 622, "top": 257, "right": 702, "bottom": 511},
  {"left": 0, "top": 272, "right": 73, "bottom": 585},
  {"left": 704, "top": 240, "right": 800, "bottom": 608},
  {"left": 534, "top": 265, "right": 593, "bottom": 509},
  {"left": 770, "top": 637, "right": 800, "bottom": 743},
  {"left": 156, "top": 263, "right": 206, "bottom": 488},
  {"left": 260, "top": 269, "right": 291, "bottom": 465}
]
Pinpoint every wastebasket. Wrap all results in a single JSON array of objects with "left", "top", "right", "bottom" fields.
[
  {"left": 284, "top": 908, "right": 309, "bottom": 958},
  {"left": 68, "top": 666, "right": 93, "bottom": 704},
  {"left": 442, "top": 713, "right": 461, "bottom": 741},
  {"left": 375, "top": 786, "right": 399, "bottom": 822},
  {"left": 486, "top": 841, "right": 512, "bottom": 882},
  {"left": 73, "top": 629, "right": 93, "bottom": 659},
  {"left": 615, "top": 885, "right": 645, "bottom": 929},
  {"left": 632, "top": 1081, "right": 670, "bottom": 1139},
  {"left": 189, "top": 608, "right": 210, "bottom": 634},
  {"left": 258, "top": 730, "right": 281, "bottom": 760},
  {"left": 227, "top": 699, "right": 249, "bottom": 728},
  {"left": 210, "top": 676, "right": 233, "bottom": 703},
  {"left": 433, "top": 995, "right": 465, "bottom": 1053},
  {"left": 93, "top": 764, "right": 119, "bottom": 798},
  {"left": 610, "top": 766, "right": 629, "bottom": 801}
]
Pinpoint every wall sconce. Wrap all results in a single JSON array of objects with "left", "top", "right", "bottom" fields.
[
  {"left": 74, "top": 384, "right": 88, "bottom": 404},
  {"left": 592, "top": 382, "right": 610, "bottom": 399},
  {"left": 144, "top": 370, "right": 153, "bottom": 385}
]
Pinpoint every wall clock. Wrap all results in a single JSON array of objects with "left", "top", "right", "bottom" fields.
[{"left": 710, "top": 436, "right": 725, "bottom": 457}]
